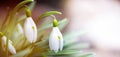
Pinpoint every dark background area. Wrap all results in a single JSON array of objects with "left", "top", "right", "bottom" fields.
[{"left": 0, "top": 0, "right": 61, "bottom": 9}]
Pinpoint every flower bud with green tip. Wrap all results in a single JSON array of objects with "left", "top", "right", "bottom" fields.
[
  {"left": 1, "top": 36, "right": 16, "bottom": 54},
  {"left": 24, "top": 7, "right": 37, "bottom": 43},
  {"left": 49, "top": 18, "right": 63, "bottom": 53}
]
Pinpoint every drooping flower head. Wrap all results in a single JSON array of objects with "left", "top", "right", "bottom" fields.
[
  {"left": 1, "top": 36, "right": 16, "bottom": 54},
  {"left": 24, "top": 7, "right": 37, "bottom": 43},
  {"left": 24, "top": 17, "right": 37, "bottom": 43},
  {"left": 49, "top": 18, "right": 63, "bottom": 53}
]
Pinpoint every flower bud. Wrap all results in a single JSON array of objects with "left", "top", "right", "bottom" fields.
[
  {"left": 24, "top": 17, "right": 37, "bottom": 43},
  {"left": 2, "top": 36, "right": 16, "bottom": 54},
  {"left": 49, "top": 26, "right": 63, "bottom": 53}
]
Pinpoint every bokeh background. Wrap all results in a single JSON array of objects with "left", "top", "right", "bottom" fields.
[{"left": 1, "top": 0, "right": 120, "bottom": 57}]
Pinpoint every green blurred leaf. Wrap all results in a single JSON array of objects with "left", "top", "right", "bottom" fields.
[
  {"left": 46, "top": 50, "right": 80, "bottom": 55},
  {"left": 17, "top": 1, "right": 36, "bottom": 22},
  {"left": 17, "top": 15, "right": 26, "bottom": 22},
  {"left": 64, "top": 30, "right": 86, "bottom": 40},
  {"left": 58, "top": 18, "right": 68, "bottom": 30},
  {"left": 28, "top": 1, "right": 36, "bottom": 10},
  {"left": 64, "top": 43, "right": 90, "bottom": 50},
  {"left": 38, "top": 18, "right": 68, "bottom": 32},
  {"left": 38, "top": 20, "right": 52, "bottom": 32},
  {"left": 64, "top": 30, "right": 86, "bottom": 46},
  {"left": 35, "top": 40, "right": 48, "bottom": 48},
  {"left": 63, "top": 30, "right": 86, "bottom": 46},
  {"left": 10, "top": 47, "right": 33, "bottom": 57},
  {"left": 11, "top": 0, "right": 34, "bottom": 17},
  {"left": 46, "top": 52, "right": 95, "bottom": 57},
  {"left": 64, "top": 38, "right": 77, "bottom": 46},
  {"left": 78, "top": 53, "right": 95, "bottom": 57},
  {"left": 37, "top": 11, "right": 62, "bottom": 21}
]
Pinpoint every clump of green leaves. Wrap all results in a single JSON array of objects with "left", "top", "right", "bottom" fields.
[{"left": 0, "top": 0, "right": 95, "bottom": 57}]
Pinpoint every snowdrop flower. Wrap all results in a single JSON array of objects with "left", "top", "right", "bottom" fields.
[
  {"left": 17, "top": 23, "right": 24, "bottom": 34},
  {"left": 49, "top": 19, "right": 63, "bottom": 53},
  {"left": 14, "top": 23, "right": 24, "bottom": 38},
  {"left": 2, "top": 36, "right": 16, "bottom": 54},
  {"left": 24, "top": 17, "right": 37, "bottom": 43}
]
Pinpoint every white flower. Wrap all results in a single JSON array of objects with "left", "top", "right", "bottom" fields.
[
  {"left": 14, "top": 23, "right": 24, "bottom": 38},
  {"left": 2, "top": 36, "right": 16, "bottom": 54},
  {"left": 49, "top": 27, "right": 63, "bottom": 53},
  {"left": 17, "top": 23, "right": 24, "bottom": 34},
  {"left": 24, "top": 17, "right": 37, "bottom": 43}
]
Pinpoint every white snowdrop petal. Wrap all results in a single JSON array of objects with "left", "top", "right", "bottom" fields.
[
  {"left": 54, "top": 27, "right": 64, "bottom": 51},
  {"left": 24, "top": 17, "right": 37, "bottom": 43},
  {"left": 1, "top": 36, "right": 16, "bottom": 54},
  {"left": 24, "top": 19, "right": 33, "bottom": 43},
  {"left": 17, "top": 23, "right": 23, "bottom": 34},
  {"left": 2, "top": 36, "right": 7, "bottom": 44},
  {"left": 1, "top": 36, "right": 7, "bottom": 51},
  {"left": 49, "top": 28, "right": 59, "bottom": 53},
  {"left": 8, "top": 43, "right": 16, "bottom": 54},
  {"left": 49, "top": 27, "right": 64, "bottom": 53},
  {"left": 29, "top": 18, "right": 37, "bottom": 42},
  {"left": 9, "top": 40, "right": 12, "bottom": 44},
  {"left": 59, "top": 36, "right": 63, "bottom": 51},
  {"left": 49, "top": 36, "right": 59, "bottom": 53}
]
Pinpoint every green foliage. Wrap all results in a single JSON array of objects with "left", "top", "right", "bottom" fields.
[{"left": 38, "top": 11, "right": 62, "bottom": 19}]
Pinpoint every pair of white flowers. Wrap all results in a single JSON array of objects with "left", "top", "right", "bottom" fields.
[
  {"left": 2, "top": 17, "right": 37, "bottom": 54},
  {"left": 2, "top": 36, "right": 16, "bottom": 54},
  {"left": 24, "top": 17, "right": 64, "bottom": 53},
  {"left": 1, "top": 17, "right": 37, "bottom": 54},
  {"left": 2, "top": 16, "right": 63, "bottom": 54}
]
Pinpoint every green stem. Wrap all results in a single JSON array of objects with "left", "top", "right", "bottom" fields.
[
  {"left": 8, "top": 0, "right": 34, "bottom": 32},
  {"left": 17, "top": 5, "right": 32, "bottom": 17},
  {"left": 11, "top": 0, "right": 33, "bottom": 18},
  {"left": 36, "top": 11, "right": 62, "bottom": 24},
  {"left": 6, "top": 36, "right": 9, "bottom": 57},
  {"left": 9, "top": 0, "right": 33, "bottom": 24}
]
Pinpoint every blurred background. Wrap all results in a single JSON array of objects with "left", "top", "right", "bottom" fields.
[{"left": 1, "top": 0, "right": 120, "bottom": 57}]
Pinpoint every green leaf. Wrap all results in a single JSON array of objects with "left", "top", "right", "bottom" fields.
[
  {"left": 7, "top": 0, "right": 34, "bottom": 37},
  {"left": 37, "top": 20, "right": 52, "bottom": 32},
  {"left": 58, "top": 18, "right": 68, "bottom": 30},
  {"left": 35, "top": 40, "right": 48, "bottom": 48},
  {"left": 78, "top": 53, "right": 95, "bottom": 57},
  {"left": 64, "top": 30, "right": 86, "bottom": 40},
  {"left": 37, "top": 11, "right": 62, "bottom": 23},
  {"left": 46, "top": 52, "right": 95, "bottom": 57},
  {"left": 17, "top": 1, "right": 35, "bottom": 22},
  {"left": 63, "top": 30, "right": 86, "bottom": 46},
  {"left": 10, "top": 47, "right": 33, "bottom": 57},
  {"left": 11, "top": 0, "right": 34, "bottom": 17},
  {"left": 64, "top": 43, "right": 90, "bottom": 50},
  {"left": 17, "top": 15, "right": 26, "bottom": 22},
  {"left": 28, "top": 1, "right": 36, "bottom": 10},
  {"left": 46, "top": 50, "right": 80, "bottom": 55},
  {"left": 64, "top": 38, "right": 77, "bottom": 46},
  {"left": 63, "top": 30, "right": 87, "bottom": 52},
  {"left": 38, "top": 18, "right": 68, "bottom": 32},
  {"left": 38, "top": 11, "right": 62, "bottom": 19}
]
